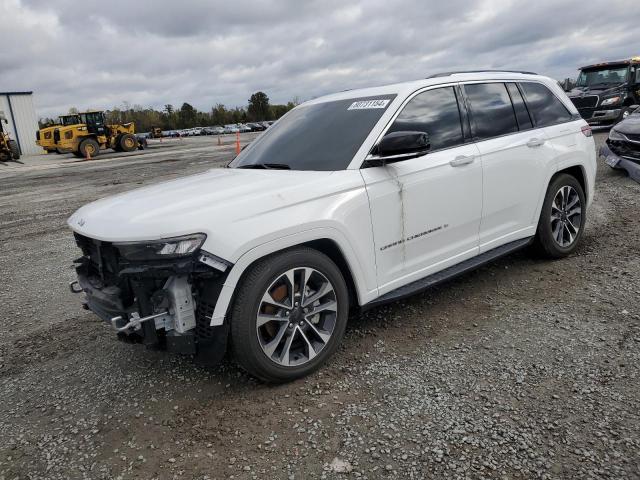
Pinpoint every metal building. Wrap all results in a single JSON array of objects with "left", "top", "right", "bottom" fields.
[{"left": 0, "top": 91, "right": 40, "bottom": 156}]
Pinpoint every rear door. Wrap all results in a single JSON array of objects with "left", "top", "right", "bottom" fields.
[
  {"left": 361, "top": 85, "right": 482, "bottom": 293},
  {"left": 463, "top": 81, "right": 558, "bottom": 252},
  {"left": 518, "top": 81, "right": 583, "bottom": 170}
]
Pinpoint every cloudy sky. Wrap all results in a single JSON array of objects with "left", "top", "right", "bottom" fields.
[{"left": 1, "top": 0, "right": 637, "bottom": 118}]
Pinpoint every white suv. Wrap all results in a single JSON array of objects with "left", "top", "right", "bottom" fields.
[{"left": 68, "top": 71, "right": 596, "bottom": 383}]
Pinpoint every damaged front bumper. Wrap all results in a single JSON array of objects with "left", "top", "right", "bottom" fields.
[
  {"left": 600, "top": 142, "right": 640, "bottom": 183},
  {"left": 70, "top": 233, "right": 231, "bottom": 364}
]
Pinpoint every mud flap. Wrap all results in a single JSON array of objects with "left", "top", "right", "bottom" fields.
[{"left": 195, "top": 324, "right": 230, "bottom": 366}]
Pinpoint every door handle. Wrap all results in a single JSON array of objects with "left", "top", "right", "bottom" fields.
[
  {"left": 526, "top": 138, "right": 546, "bottom": 148},
  {"left": 449, "top": 155, "right": 475, "bottom": 167}
]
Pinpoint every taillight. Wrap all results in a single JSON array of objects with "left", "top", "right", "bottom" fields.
[{"left": 581, "top": 125, "right": 592, "bottom": 137}]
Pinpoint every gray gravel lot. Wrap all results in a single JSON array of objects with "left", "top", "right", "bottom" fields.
[{"left": 0, "top": 133, "right": 639, "bottom": 479}]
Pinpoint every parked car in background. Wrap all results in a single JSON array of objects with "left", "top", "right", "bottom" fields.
[
  {"left": 567, "top": 57, "right": 640, "bottom": 126},
  {"left": 246, "top": 123, "right": 266, "bottom": 132},
  {"left": 260, "top": 121, "right": 271, "bottom": 129},
  {"left": 210, "top": 126, "right": 225, "bottom": 135},
  {"left": 237, "top": 124, "right": 252, "bottom": 133},
  {"left": 600, "top": 105, "right": 640, "bottom": 182},
  {"left": 68, "top": 71, "right": 595, "bottom": 383},
  {"left": 224, "top": 124, "right": 239, "bottom": 134}
]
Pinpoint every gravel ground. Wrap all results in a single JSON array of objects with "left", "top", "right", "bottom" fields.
[{"left": 0, "top": 133, "right": 639, "bottom": 479}]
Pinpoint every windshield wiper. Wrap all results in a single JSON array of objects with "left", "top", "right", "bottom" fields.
[{"left": 237, "top": 163, "right": 291, "bottom": 170}]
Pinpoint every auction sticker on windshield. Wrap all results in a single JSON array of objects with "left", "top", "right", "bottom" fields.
[{"left": 348, "top": 99, "right": 391, "bottom": 110}]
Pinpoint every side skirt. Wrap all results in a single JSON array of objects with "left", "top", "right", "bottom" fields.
[{"left": 362, "top": 237, "right": 534, "bottom": 310}]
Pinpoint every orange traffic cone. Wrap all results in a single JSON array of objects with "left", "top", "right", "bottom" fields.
[
  {"left": 235, "top": 132, "right": 241, "bottom": 155},
  {"left": 85, "top": 147, "right": 91, "bottom": 161}
]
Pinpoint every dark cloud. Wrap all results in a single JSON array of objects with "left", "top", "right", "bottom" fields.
[{"left": 1, "top": 0, "right": 637, "bottom": 118}]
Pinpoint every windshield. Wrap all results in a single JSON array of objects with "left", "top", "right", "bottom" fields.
[
  {"left": 576, "top": 66, "right": 629, "bottom": 88},
  {"left": 61, "top": 115, "right": 79, "bottom": 126},
  {"left": 229, "top": 95, "right": 396, "bottom": 171}
]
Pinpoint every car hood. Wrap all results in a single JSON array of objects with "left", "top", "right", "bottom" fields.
[
  {"left": 68, "top": 168, "right": 337, "bottom": 243},
  {"left": 613, "top": 113, "right": 640, "bottom": 135}
]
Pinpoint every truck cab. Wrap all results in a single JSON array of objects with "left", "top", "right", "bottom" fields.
[{"left": 567, "top": 57, "right": 640, "bottom": 126}]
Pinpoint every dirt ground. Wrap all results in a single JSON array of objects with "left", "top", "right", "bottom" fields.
[{"left": 1, "top": 132, "right": 639, "bottom": 480}]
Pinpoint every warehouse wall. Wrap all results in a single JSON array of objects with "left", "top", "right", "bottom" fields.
[{"left": 0, "top": 93, "right": 41, "bottom": 155}]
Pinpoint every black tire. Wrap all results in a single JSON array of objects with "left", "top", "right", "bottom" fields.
[
  {"left": 533, "top": 173, "right": 586, "bottom": 258},
  {"left": 8, "top": 140, "right": 20, "bottom": 160},
  {"left": 119, "top": 133, "right": 137, "bottom": 152},
  {"left": 230, "top": 247, "right": 349, "bottom": 383},
  {"left": 78, "top": 138, "right": 100, "bottom": 158}
]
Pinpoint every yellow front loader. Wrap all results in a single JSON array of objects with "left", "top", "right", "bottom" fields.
[
  {"left": 36, "top": 114, "right": 81, "bottom": 154},
  {"left": 54, "top": 111, "right": 139, "bottom": 158}
]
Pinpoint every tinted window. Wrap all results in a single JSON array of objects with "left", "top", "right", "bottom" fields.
[
  {"left": 229, "top": 95, "right": 396, "bottom": 171},
  {"left": 387, "top": 87, "right": 464, "bottom": 151},
  {"left": 519, "top": 82, "right": 573, "bottom": 127},
  {"left": 465, "top": 83, "right": 518, "bottom": 140},
  {"left": 506, "top": 83, "right": 533, "bottom": 130}
]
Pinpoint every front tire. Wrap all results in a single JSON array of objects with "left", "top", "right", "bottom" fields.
[
  {"left": 119, "top": 133, "right": 137, "bottom": 152},
  {"left": 616, "top": 106, "right": 633, "bottom": 124},
  {"left": 8, "top": 140, "right": 20, "bottom": 160},
  {"left": 534, "top": 173, "right": 586, "bottom": 258},
  {"left": 230, "top": 247, "right": 349, "bottom": 383}
]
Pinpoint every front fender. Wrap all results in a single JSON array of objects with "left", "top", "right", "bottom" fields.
[{"left": 209, "top": 226, "right": 378, "bottom": 326}]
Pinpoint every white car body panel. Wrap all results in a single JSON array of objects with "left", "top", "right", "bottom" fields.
[
  {"left": 68, "top": 71, "right": 596, "bottom": 328},
  {"left": 361, "top": 142, "right": 483, "bottom": 293}
]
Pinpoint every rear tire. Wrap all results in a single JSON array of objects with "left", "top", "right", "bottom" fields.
[
  {"left": 230, "top": 247, "right": 349, "bottom": 383},
  {"left": 533, "top": 173, "right": 586, "bottom": 258},
  {"left": 119, "top": 133, "right": 137, "bottom": 152},
  {"left": 78, "top": 138, "right": 100, "bottom": 158}
]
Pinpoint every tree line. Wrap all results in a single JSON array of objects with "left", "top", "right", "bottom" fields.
[{"left": 39, "top": 92, "right": 299, "bottom": 132}]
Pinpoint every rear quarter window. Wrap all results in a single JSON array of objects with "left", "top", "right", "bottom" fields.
[{"left": 519, "top": 82, "right": 573, "bottom": 127}]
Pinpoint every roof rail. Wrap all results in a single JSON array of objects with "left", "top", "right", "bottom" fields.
[{"left": 427, "top": 70, "right": 538, "bottom": 78}]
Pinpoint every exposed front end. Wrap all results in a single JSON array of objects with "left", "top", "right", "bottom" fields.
[
  {"left": 70, "top": 232, "right": 231, "bottom": 363},
  {"left": 568, "top": 93, "right": 625, "bottom": 127}
]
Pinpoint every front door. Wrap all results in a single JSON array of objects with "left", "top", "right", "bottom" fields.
[{"left": 361, "top": 86, "right": 483, "bottom": 295}]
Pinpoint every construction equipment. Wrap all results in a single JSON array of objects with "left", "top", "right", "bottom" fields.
[
  {"left": 36, "top": 114, "right": 81, "bottom": 153},
  {"left": 53, "top": 110, "right": 139, "bottom": 158},
  {"left": 150, "top": 127, "right": 163, "bottom": 139},
  {"left": 0, "top": 110, "right": 21, "bottom": 163}
]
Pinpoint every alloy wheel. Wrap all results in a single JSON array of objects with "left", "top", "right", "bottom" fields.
[
  {"left": 256, "top": 267, "right": 337, "bottom": 367},
  {"left": 550, "top": 185, "right": 582, "bottom": 247}
]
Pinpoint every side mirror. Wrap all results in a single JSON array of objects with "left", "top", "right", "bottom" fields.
[{"left": 376, "top": 131, "right": 430, "bottom": 162}]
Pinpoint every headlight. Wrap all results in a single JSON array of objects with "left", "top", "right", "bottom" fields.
[
  {"left": 601, "top": 96, "right": 621, "bottom": 106},
  {"left": 115, "top": 233, "right": 206, "bottom": 261},
  {"left": 608, "top": 129, "right": 626, "bottom": 141}
]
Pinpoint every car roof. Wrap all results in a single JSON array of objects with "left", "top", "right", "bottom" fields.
[{"left": 304, "top": 71, "right": 549, "bottom": 105}]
